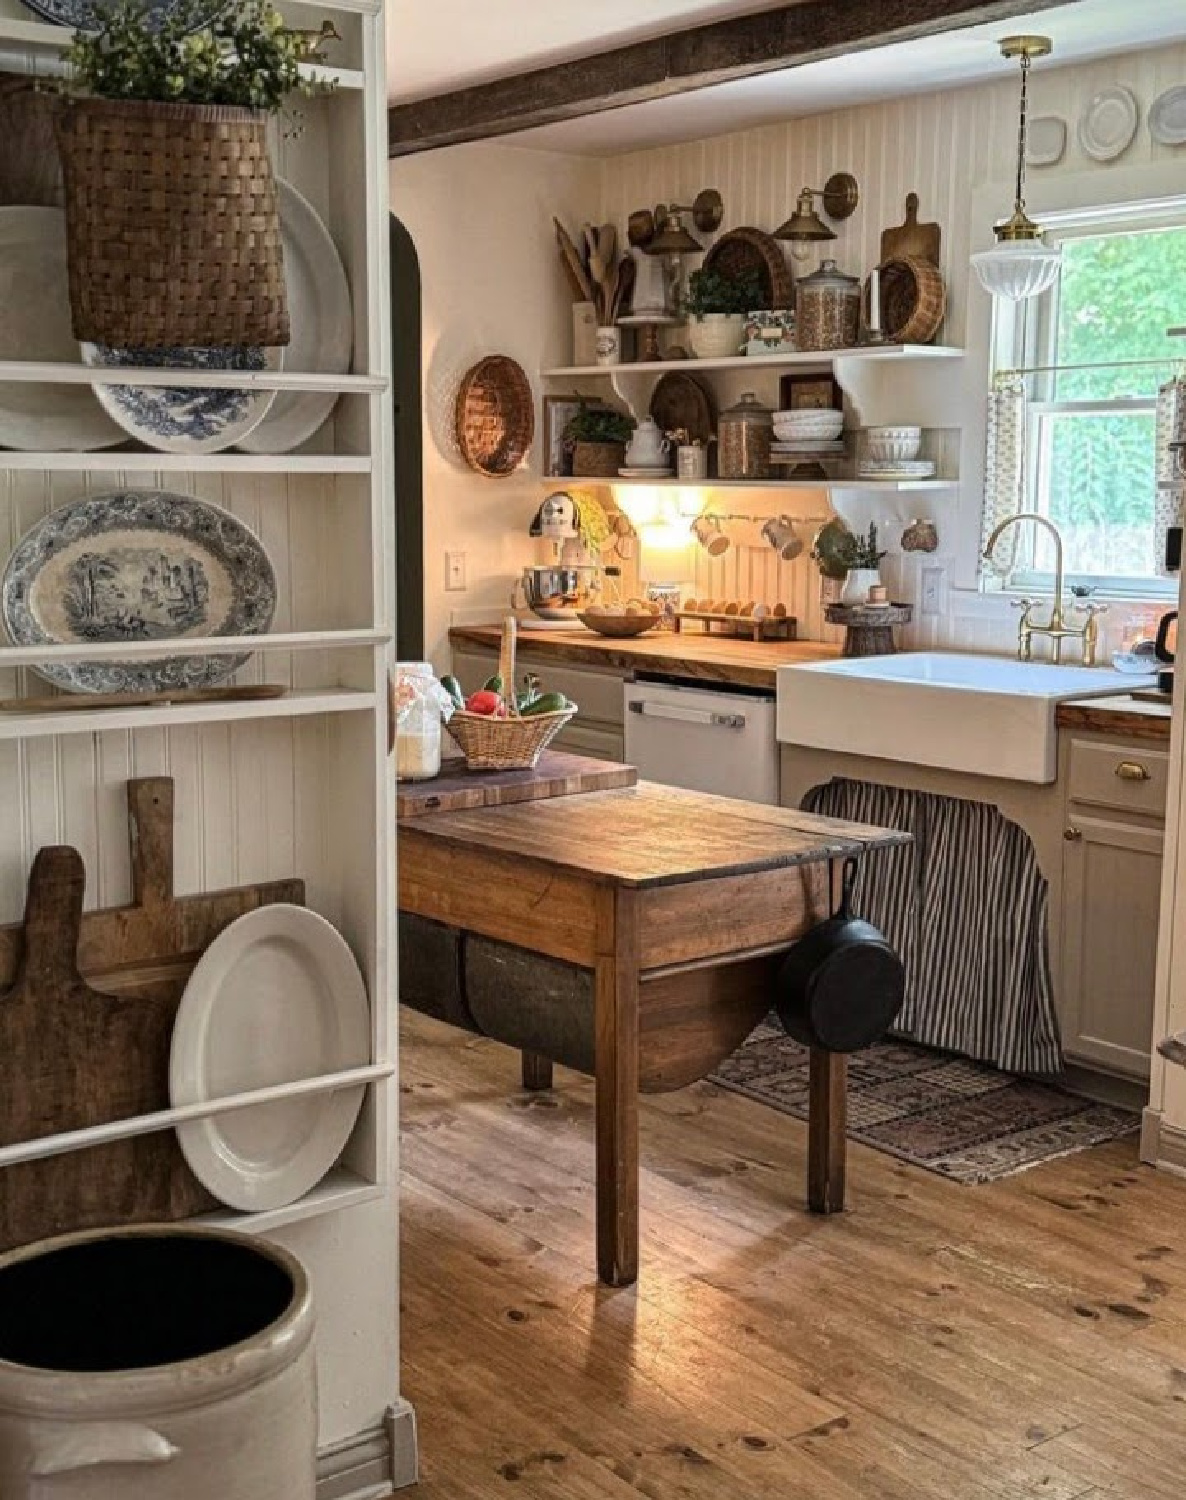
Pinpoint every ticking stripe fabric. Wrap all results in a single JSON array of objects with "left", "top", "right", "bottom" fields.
[{"left": 803, "top": 778, "right": 1062, "bottom": 1075}]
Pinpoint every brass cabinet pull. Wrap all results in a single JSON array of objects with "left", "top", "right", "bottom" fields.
[
  {"left": 1064, "top": 826, "right": 1083, "bottom": 841},
  {"left": 1115, "top": 760, "right": 1151, "bottom": 782}
]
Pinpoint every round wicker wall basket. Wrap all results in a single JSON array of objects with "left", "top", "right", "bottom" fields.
[
  {"left": 54, "top": 96, "right": 289, "bottom": 349},
  {"left": 864, "top": 256, "right": 946, "bottom": 345},
  {"left": 454, "top": 355, "right": 535, "bottom": 478}
]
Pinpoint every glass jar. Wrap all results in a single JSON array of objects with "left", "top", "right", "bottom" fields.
[
  {"left": 795, "top": 258, "right": 861, "bottom": 351},
  {"left": 717, "top": 392, "right": 773, "bottom": 480},
  {"left": 393, "top": 661, "right": 446, "bottom": 781}
]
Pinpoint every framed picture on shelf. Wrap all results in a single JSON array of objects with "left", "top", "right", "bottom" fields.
[
  {"left": 542, "top": 395, "right": 611, "bottom": 478},
  {"left": 779, "top": 373, "right": 843, "bottom": 412}
]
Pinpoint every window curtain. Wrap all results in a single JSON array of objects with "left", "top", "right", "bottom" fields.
[
  {"left": 1155, "top": 372, "right": 1186, "bottom": 576},
  {"left": 979, "top": 372, "right": 1028, "bottom": 586}
]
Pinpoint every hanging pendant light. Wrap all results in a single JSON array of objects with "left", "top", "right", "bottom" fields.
[{"left": 971, "top": 36, "right": 1061, "bottom": 301}]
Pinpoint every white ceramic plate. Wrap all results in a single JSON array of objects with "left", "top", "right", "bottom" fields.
[
  {"left": 618, "top": 466, "right": 673, "bottom": 477},
  {"left": 170, "top": 904, "right": 370, "bottom": 1212},
  {"left": 1078, "top": 86, "right": 1139, "bottom": 161},
  {"left": 1026, "top": 115, "right": 1067, "bottom": 167},
  {"left": 1150, "top": 85, "right": 1186, "bottom": 146},
  {"left": 0, "top": 207, "right": 123, "bottom": 451},
  {"left": 238, "top": 180, "right": 354, "bottom": 454},
  {"left": 81, "top": 343, "right": 281, "bottom": 454},
  {"left": 857, "top": 460, "right": 936, "bottom": 479}
]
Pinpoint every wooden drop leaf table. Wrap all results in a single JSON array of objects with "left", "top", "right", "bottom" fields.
[{"left": 397, "top": 771, "right": 906, "bottom": 1286}]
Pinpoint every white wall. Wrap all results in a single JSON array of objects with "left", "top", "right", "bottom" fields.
[{"left": 389, "top": 142, "right": 601, "bottom": 670}]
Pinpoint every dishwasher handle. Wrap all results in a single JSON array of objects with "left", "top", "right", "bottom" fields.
[{"left": 628, "top": 699, "right": 747, "bottom": 729}]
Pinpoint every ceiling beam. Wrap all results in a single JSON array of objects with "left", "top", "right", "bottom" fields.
[{"left": 388, "top": 0, "right": 1078, "bottom": 158}]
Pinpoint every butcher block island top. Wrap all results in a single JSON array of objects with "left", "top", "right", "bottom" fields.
[
  {"left": 449, "top": 623, "right": 840, "bottom": 690},
  {"left": 398, "top": 776, "right": 906, "bottom": 1285},
  {"left": 1056, "top": 692, "right": 1172, "bottom": 743}
]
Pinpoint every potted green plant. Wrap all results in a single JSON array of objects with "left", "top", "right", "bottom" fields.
[
  {"left": 837, "top": 522, "right": 888, "bottom": 605},
  {"left": 684, "top": 266, "right": 765, "bottom": 359},
  {"left": 564, "top": 403, "right": 635, "bottom": 478},
  {"left": 56, "top": 0, "right": 327, "bottom": 349}
]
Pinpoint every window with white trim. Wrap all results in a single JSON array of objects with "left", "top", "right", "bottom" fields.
[{"left": 995, "top": 202, "right": 1186, "bottom": 599}]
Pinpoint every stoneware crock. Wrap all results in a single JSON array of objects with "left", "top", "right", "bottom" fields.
[{"left": 0, "top": 1225, "right": 316, "bottom": 1500}]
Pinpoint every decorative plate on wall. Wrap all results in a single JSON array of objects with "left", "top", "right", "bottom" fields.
[
  {"left": 1150, "top": 86, "right": 1186, "bottom": 146},
  {"left": 20, "top": 0, "right": 227, "bottom": 31},
  {"left": 237, "top": 179, "right": 353, "bottom": 455},
  {"left": 1078, "top": 86, "right": 1139, "bottom": 161},
  {"left": 1025, "top": 115, "right": 1067, "bottom": 167},
  {"left": 1, "top": 490, "right": 276, "bottom": 694},
  {"left": 169, "top": 903, "right": 370, "bottom": 1211},
  {"left": 81, "top": 344, "right": 280, "bottom": 454},
  {"left": 454, "top": 355, "right": 534, "bottom": 478}
]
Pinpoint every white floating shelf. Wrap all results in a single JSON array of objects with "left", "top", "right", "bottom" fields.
[
  {"left": 548, "top": 475, "right": 958, "bottom": 493},
  {"left": 0, "top": 687, "right": 377, "bottom": 741},
  {"left": 0, "top": 628, "right": 387, "bottom": 669},
  {"left": 197, "top": 1168, "right": 384, "bottom": 1234},
  {"left": 0, "top": 362, "right": 386, "bottom": 394},
  {"left": 543, "top": 344, "right": 964, "bottom": 379},
  {"left": 0, "top": 450, "right": 372, "bottom": 474}
]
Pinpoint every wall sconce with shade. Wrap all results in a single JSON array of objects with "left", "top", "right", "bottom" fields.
[
  {"left": 970, "top": 36, "right": 1061, "bottom": 301},
  {"left": 622, "top": 190, "right": 724, "bottom": 357},
  {"left": 774, "top": 173, "right": 860, "bottom": 262}
]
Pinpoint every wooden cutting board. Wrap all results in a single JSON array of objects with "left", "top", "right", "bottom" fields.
[
  {"left": 880, "top": 193, "right": 942, "bottom": 267},
  {"left": 398, "top": 750, "right": 637, "bottom": 819},
  {"left": 0, "top": 777, "right": 304, "bottom": 1251}
]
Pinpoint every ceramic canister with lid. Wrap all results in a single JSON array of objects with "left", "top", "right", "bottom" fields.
[
  {"left": 717, "top": 392, "right": 773, "bottom": 480},
  {"left": 795, "top": 258, "right": 861, "bottom": 351}
]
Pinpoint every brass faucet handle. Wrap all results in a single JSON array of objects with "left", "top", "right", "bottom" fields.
[
  {"left": 1071, "top": 599, "right": 1108, "bottom": 617},
  {"left": 1010, "top": 596, "right": 1037, "bottom": 615}
]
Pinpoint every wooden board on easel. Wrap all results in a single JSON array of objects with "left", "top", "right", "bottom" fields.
[
  {"left": 0, "top": 776, "right": 304, "bottom": 1251},
  {"left": 880, "top": 193, "right": 942, "bottom": 266}
]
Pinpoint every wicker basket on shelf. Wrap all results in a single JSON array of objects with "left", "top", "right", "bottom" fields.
[
  {"left": 54, "top": 97, "right": 289, "bottom": 348},
  {"left": 870, "top": 256, "right": 946, "bottom": 345},
  {"left": 571, "top": 439, "right": 626, "bottom": 477},
  {"left": 446, "top": 619, "right": 576, "bottom": 771}
]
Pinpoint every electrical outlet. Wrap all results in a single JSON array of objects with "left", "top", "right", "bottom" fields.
[
  {"left": 445, "top": 550, "right": 466, "bottom": 592},
  {"left": 921, "top": 566, "right": 945, "bottom": 617}
]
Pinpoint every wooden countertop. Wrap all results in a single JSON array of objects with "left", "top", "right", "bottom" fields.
[
  {"left": 449, "top": 624, "right": 840, "bottom": 690},
  {"left": 398, "top": 781, "right": 907, "bottom": 889},
  {"left": 1056, "top": 693, "right": 1172, "bottom": 743}
]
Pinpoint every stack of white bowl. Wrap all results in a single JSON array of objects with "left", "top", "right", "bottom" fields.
[
  {"left": 858, "top": 425, "right": 934, "bottom": 479},
  {"left": 771, "top": 408, "right": 846, "bottom": 459}
]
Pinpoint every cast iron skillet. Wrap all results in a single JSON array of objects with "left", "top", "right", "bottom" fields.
[{"left": 776, "top": 856, "right": 905, "bottom": 1053}]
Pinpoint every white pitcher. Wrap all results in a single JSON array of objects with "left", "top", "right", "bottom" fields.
[{"left": 624, "top": 417, "right": 669, "bottom": 469}]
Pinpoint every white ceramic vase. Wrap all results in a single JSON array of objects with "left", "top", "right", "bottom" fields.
[
  {"left": 688, "top": 314, "right": 746, "bottom": 360},
  {"left": 840, "top": 568, "right": 881, "bottom": 606},
  {"left": 0, "top": 1227, "right": 317, "bottom": 1500}
]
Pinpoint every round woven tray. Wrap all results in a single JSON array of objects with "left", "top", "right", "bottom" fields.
[
  {"left": 454, "top": 355, "right": 534, "bottom": 478},
  {"left": 649, "top": 371, "right": 715, "bottom": 446},
  {"left": 703, "top": 227, "right": 793, "bottom": 310},
  {"left": 865, "top": 257, "right": 946, "bottom": 344}
]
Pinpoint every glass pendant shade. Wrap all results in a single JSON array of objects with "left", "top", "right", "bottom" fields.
[{"left": 971, "top": 240, "right": 1061, "bottom": 300}]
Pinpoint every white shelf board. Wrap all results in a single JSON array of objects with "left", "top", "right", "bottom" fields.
[
  {"left": 0, "top": 450, "right": 372, "bottom": 474},
  {"left": 0, "top": 33, "right": 363, "bottom": 89},
  {"left": 0, "top": 687, "right": 376, "bottom": 741},
  {"left": 543, "top": 345, "right": 964, "bottom": 379},
  {"left": 196, "top": 1167, "right": 384, "bottom": 1234},
  {"left": 0, "top": 362, "right": 386, "bottom": 394},
  {"left": 0, "top": 627, "right": 387, "bottom": 669},
  {"left": 551, "top": 475, "right": 958, "bottom": 493}
]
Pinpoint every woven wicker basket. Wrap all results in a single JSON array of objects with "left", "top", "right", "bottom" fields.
[
  {"left": 447, "top": 617, "right": 577, "bottom": 771},
  {"left": 454, "top": 355, "right": 534, "bottom": 478},
  {"left": 572, "top": 439, "right": 625, "bottom": 477},
  {"left": 869, "top": 256, "right": 946, "bottom": 345},
  {"left": 703, "top": 226, "right": 793, "bottom": 310},
  {"left": 54, "top": 96, "right": 289, "bottom": 348}
]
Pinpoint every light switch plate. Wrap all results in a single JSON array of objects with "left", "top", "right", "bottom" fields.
[
  {"left": 445, "top": 550, "right": 466, "bottom": 592},
  {"left": 921, "top": 566, "right": 945, "bottom": 617}
]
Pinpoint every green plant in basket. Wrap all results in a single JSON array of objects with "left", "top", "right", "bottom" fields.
[
  {"left": 64, "top": 0, "right": 328, "bottom": 111},
  {"left": 563, "top": 403, "right": 635, "bottom": 447},
  {"left": 685, "top": 266, "right": 766, "bottom": 317}
]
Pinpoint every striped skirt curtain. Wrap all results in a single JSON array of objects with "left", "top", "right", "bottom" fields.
[{"left": 803, "top": 778, "right": 1062, "bottom": 1075}]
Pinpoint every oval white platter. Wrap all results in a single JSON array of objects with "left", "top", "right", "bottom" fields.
[
  {"left": 237, "top": 179, "right": 354, "bottom": 455},
  {"left": 0, "top": 489, "right": 276, "bottom": 694},
  {"left": 0, "top": 206, "right": 123, "bottom": 451},
  {"left": 169, "top": 904, "right": 371, "bottom": 1213},
  {"left": 1150, "top": 85, "right": 1186, "bottom": 146},
  {"left": 1078, "top": 86, "right": 1139, "bottom": 162},
  {"left": 81, "top": 343, "right": 281, "bottom": 455}
]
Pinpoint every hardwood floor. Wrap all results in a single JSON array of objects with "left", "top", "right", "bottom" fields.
[{"left": 399, "top": 1008, "right": 1186, "bottom": 1499}]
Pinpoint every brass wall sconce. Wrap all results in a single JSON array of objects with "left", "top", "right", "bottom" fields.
[
  {"left": 644, "top": 189, "right": 725, "bottom": 255},
  {"left": 775, "top": 172, "right": 860, "bottom": 261}
]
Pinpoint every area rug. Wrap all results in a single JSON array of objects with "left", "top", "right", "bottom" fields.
[{"left": 708, "top": 1021, "right": 1140, "bottom": 1184}]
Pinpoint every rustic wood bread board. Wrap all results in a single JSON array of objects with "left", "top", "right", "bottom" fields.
[
  {"left": 880, "top": 192, "right": 941, "bottom": 266},
  {"left": 398, "top": 749, "right": 637, "bottom": 818},
  {"left": 0, "top": 776, "right": 304, "bottom": 1251}
]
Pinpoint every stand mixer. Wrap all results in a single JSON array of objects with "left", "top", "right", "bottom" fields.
[{"left": 513, "top": 492, "right": 602, "bottom": 627}]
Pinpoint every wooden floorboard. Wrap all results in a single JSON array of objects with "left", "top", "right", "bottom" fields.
[{"left": 399, "top": 1009, "right": 1186, "bottom": 1498}]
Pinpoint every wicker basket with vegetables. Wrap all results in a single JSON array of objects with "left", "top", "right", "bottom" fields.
[{"left": 441, "top": 619, "right": 576, "bottom": 771}]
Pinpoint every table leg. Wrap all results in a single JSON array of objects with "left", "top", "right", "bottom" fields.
[
  {"left": 521, "top": 1050, "right": 553, "bottom": 1091},
  {"left": 808, "top": 1048, "right": 847, "bottom": 1214},
  {"left": 595, "top": 888, "right": 641, "bottom": 1287}
]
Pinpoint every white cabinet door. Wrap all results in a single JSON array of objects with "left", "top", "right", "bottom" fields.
[{"left": 1062, "top": 814, "right": 1164, "bottom": 1079}]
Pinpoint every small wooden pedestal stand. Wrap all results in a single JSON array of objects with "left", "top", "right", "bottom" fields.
[{"left": 825, "top": 602, "right": 913, "bottom": 657}]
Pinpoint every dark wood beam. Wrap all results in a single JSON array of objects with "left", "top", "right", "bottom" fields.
[{"left": 388, "top": 0, "right": 1079, "bottom": 157}]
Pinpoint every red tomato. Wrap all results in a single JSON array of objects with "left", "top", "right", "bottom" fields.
[{"left": 465, "top": 690, "right": 503, "bottom": 716}]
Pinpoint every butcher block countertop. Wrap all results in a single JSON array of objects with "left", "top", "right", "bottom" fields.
[
  {"left": 449, "top": 624, "right": 840, "bottom": 690},
  {"left": 1056, "top": 693, "right": 1172, "bottom": 743}
]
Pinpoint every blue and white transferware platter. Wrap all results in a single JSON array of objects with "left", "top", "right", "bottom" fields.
[
  {"left": 81, "top": 344, "right": 281, "bottom": 454},
  {"left": 21, "top": 0, "right": 227, "bottom": 33},
  {"left": 1, "top": 490, "right": 276, "bottom": 694}
]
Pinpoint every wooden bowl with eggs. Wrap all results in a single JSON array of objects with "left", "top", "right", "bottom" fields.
[{"left": 577, "top": 600, "right": 663, "bottom": 637}]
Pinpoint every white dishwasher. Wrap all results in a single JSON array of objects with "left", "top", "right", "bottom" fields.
[{"left": 623, "top": 675, "right": 779, "bottom": 804}]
